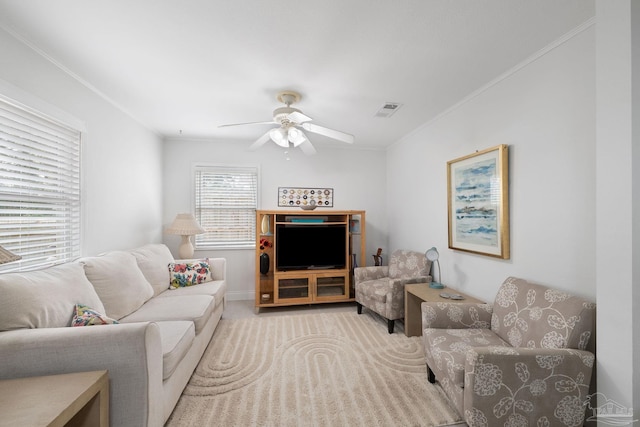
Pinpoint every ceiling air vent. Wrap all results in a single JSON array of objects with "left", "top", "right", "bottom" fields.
[{"left": 375, "top": 102, "right": 403, "bottom": 118}]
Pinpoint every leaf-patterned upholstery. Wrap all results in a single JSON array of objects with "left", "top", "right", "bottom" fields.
[
  {"left": 355, "top": 249, "right": 431, "bottom": 333},
  {"left": 422, "top": 277, "right": 596, "bottom": 427}
]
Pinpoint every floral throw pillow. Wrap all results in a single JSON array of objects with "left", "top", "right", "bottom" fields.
[
  {"left": 168, "top": 261, "right": 210, "bottom": 289},
  {"left": 72, "top": 303, "right": 119, "bottom": 326}
]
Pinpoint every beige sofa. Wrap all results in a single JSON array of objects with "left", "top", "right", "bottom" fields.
[
  {"left": 0, "top": 244, "right": 226, "bottom": 427},
  {"left": 421, "top": 276, "right": 595, "bottom": 426}
]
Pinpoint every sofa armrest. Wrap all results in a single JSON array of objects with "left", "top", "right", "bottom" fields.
[
  {"left": 0, "top": 322, "right": 163, "bottom": 427},
  {"left": 354, "top": 266, "right": 389, "bottom": 284},
  {"left": 421, "top": 302, "right": 493, "bottom": 329},
  {"left": 464, "top": 347, "right": 595, "bottom": 426},
  {"left": 208, "top": 257, "right": 226, "bottom": 281}
]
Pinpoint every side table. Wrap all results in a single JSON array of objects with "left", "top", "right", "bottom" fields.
[
  {"left": 0, "top": 370, "right": 109, "bottom": 427},
  {"left": 404, "top": 283, "right": 484, "bottom": 337}
]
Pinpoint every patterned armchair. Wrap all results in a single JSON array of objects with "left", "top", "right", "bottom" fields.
[
  {"left": 355, "top": 249, "right": 431, "bottom": 333},
  {"left": 421, "top": 277, "right": 596, "bottom": 427}
]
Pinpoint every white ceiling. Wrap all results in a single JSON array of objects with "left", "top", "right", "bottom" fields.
[{"left": 0, "top": 0, "right": 594, "bottom": 150}]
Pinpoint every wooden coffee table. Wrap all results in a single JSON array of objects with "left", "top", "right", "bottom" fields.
[
  {"left": 404, "top": 283, "right": 484, "bottom": 337},
  {"left": 0, "top": 370, "right": 109, "bottom": 427}
]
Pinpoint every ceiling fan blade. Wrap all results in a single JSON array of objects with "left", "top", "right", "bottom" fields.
[
  {"left": 288, "top": 111, "right": 312, "bottom": 124},
  {"left": 219, "top": 120, "right": 275, "bottom": 128},
  {"left": 248, "top": 130, "right": 272, "bottom": 151},
  {"left": 298, "top": 139, "right": 317, "bottom": 156},
  {"left": 301, "top": 122, "right": 354, "bottom": 144}
]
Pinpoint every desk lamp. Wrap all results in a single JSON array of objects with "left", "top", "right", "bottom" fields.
[{"left": 425, "top": 247, "right": 443, "bottom": 289}]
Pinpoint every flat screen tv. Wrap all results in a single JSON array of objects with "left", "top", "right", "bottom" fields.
[{"left": 276, "top": 224, "right": 347, "bottom": 270}]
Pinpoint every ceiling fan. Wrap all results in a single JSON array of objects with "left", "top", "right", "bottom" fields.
[{"left": 219, "top": 91, "right": 354, "bottom": 155}]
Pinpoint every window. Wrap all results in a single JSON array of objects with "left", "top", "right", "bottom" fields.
[
  {"left": 194, "top": 165, "right": 258, "bottom": 249},
  {"left": 0, "top": 96, "right": 81, "bottom": 272}
]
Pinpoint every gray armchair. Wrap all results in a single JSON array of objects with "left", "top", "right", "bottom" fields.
[
  {"left": 355, "top": 249, "right": 431, "bottom": 333},
  {"left": 421, "top": 276, "right": 596, "bottom": 426}
]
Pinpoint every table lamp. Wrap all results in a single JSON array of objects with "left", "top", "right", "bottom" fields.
[
  {"left": 166, "top": 213, "right": 205, "bottom": 258},
  {"left": 425, "top": 247, "right": 443, "bottom": 289},
  {"left": 0, "top": 244, "right": 21, "bottom": 265}
]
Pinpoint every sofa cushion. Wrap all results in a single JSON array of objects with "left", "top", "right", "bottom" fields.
[
  {"left": 491, "top": 277, "right": 597, "bottom": 349},
  {"left": 388, "top": 250, "right": 431, "bottom": 280},
  {"left": 156, "top": 321, "right": 195, "bottom": 380},
  {"left": 129, "top": 244, "right": 175, "bottom": 297},
  {"left": 119, "top": 295, "right": 215, "bottom": 333},
  {"left": 80, "top": 251, "right": 154, "bottom": 320},
  {"left": 168, "top": 261, "right": 211, "bottom": 289},
  {"left": 157, "top": 279, "right": 226, "bottom": 309},
  {"left": 423, "top": 328, "right": 510, "bottom": 387},
  {"left": 0, "top": 263, "right": 106, "bottom": 331},
  {"left": 71, "top": 303, "right": 119, "bottom": 326}
]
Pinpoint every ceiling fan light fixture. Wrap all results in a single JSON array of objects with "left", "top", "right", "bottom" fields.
[
  {"left": 222, "top": 89, "right": 352, "bottom": 155},
  {"left": 269, "top": 127, "right": 288, "bottom": 147},
  {"left": 287, "top": 127, "right": 306, "bottom": 145}
]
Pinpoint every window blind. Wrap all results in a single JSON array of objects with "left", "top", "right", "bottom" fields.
[
  {"left": 0, "top": 97, "right": 81, "bottom": 272},
  {"left": 194, "top": 166, "right": 258, "bottom": 249}
]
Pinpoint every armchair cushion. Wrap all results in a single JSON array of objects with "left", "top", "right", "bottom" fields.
[
  {"left": 388, "top": 249, "right": 431, "bottom": 279},
  {"left": 491, "top": 277, "right": 596, "bottom": 349}
]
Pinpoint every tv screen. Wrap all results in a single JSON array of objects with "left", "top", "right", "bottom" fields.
[{"left": 276, "top": 224, "right": 347, "bottom": 270}]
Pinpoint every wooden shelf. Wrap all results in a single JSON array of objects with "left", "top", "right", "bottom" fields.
[{"left": 255, "top": 210, "right": 365, "bottom": 310}]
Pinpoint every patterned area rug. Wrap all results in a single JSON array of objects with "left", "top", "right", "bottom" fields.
[{"left": 166, "top": 311, "right": 462, "bottom": 426}]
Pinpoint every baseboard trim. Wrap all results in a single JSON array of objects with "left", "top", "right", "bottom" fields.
[{"left": 226, "top": 290, "right": 254, "bottom": 301}]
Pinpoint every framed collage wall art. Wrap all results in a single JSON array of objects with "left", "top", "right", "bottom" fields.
[
  {"left": 278, "top": 187, "right": 334, "bottom": 209},
  {"left": 447, "top": 144, "right": 510, "bottom": 259}
]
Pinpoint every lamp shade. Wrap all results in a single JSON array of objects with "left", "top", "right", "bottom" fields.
[
  {"left": 165, "top": 213, "right": 205, "bottom": 236},
  {"left": 0, "top": 245, "right": 21, "bottom": 265},
  {"left": 425, "top": 247, "right": 439, "bottom": 262}
]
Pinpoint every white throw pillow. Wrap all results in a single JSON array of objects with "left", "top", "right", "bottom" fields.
[
  {"left": 129, "top": 244, "right": 175, "bottom": 296},
  {"left": 0, "top": 262, "right": 105, "bottom": 331},
  {"left": 80, "top": 251, "right": 154, "bottom": 320}
]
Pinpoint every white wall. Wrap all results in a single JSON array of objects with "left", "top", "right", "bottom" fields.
[
  {"left": 595, "top": 0, "right": 639, "bottom": 413},
  {"left": 387, "top": 24, "right": 596, "bottom": 302},
  {"left": 0, "top": 29, "right": 164, "bottom": 255},
  {"left": 162, "top": 138, "right": 387, "bottom": 300}
]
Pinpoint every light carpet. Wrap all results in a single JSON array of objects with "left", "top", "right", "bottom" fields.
[{"left": 166, "top": 311, "right": 462, "bottom": 426}]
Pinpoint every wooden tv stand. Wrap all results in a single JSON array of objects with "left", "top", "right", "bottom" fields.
[{"left": 255, "top": 210, "right": 366, "bottom": 311}]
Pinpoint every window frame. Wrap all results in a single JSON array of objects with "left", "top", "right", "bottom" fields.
[
  {"left": 192, "top": 163, "right": 260, "bottom": 251},
  {"left": 0, "top": 88, "right": 84, "bottom": 273}
]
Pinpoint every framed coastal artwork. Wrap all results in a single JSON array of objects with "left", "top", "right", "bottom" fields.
[{"left": 447, "top": 144, "right": 510, "bottom": 259}]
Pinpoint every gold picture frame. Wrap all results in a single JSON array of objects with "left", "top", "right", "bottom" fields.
[{"left": 447, "top": 144, "right": 510, "bottom": 259}]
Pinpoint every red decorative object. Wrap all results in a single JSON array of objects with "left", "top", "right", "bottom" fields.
[{"left": 259, "top": 238, "right": 272, "bottom": 251}]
